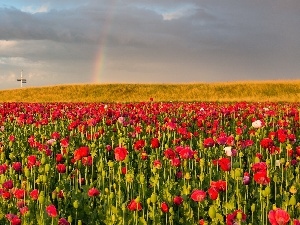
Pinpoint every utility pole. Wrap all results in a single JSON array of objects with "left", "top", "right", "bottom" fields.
[{"left": 16, "top": 70, "right": 26, "bottom": 87}]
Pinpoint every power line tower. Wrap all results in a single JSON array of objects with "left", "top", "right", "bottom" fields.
[{"left": 17, "top": 70, "right": 27, "bottom": 87}]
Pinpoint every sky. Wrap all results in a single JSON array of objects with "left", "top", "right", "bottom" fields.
[{"left": 0, "top": 0, "right": 300, "bottom": 90}]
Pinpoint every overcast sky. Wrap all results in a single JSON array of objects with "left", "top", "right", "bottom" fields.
[{"left": 0, "top": 0, "right": 300, "bottom": 90}]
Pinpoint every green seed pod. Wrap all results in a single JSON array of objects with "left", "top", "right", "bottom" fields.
[
  {"left": 109, "top": 192, "right": 114, "bottom": 199},
  {"left": 108, "top": 160, "right": 114, "bottom": 168},
  {"left": 42, "top": 175, "right": 47, "bottom": 183},
  {"left": 232, "top": 162, "right": 240, "bottom": 169},
  {"left": 251, "top": 204, "right": 255, "bottom": 212},
  {"left": 52, "top": 191, "right": 57, "bottom": 200},
  {"left": 38, "top": 166, "right": 44, "bottom": 174},
  {"left": 38, "top": 194, "right": 45, "bottom": 204},
  {"left": 140, "top": 174, "right": 145, "bottom": 184},
  {"left": 135, "top": 196, "right": 141, "bottom": 203},
  {"left": 147, "top": 198, "right": 151, "bottom": 205},
  {"left": 44, "top": 164, "right": 50, "bottom": 173},
  {"left": 73, "top": 200, "right": 79, "bottom": 209},
  {"left": 200, "top": 158, "right": 205, "bottom": 167},
  {"left": 124, "top": 156, "right": 129, "bottom": 163},
  {"left": 41, "top": 157, "right": 46, "bottom": 165},
  {"left": 24, "top": 168, "right": 30, "bottom": 178},
  {"left": 234, "top": 169, "right": 241, "bottom": 178},
  {"left": 111, "top": 215, "right": 116, "bottom": 222},
  {"left": 150, "top": 193, "right": 157, "bottom": 203},
  {"left": 67, "top": 216, "right": 72, "bottom": 223},
  {"left": 184, "top": 172, "right": 191, "bottom": 180},
  {"left": 208, "top": 206, "right": 216, "bottom": 219},
  {"left": 236, "top": 211, "right": 243, "bottom": 220},
  {"left": 9, "top": 153, "right": 15, "bottom": 160},
  {"left": 289, "top": 195, "right": 297, "bottom": 206},
  {"left": 264, "top": 186, "right": 271, "bottom": 196}
]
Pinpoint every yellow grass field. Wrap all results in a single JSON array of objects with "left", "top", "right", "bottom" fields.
[{"left": 0, "top": 80, "right": 300, "bottom": 102}]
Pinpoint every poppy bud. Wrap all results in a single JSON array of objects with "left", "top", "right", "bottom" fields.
[
  {"left": 150, "top": 193, "right": 157, "bottom": 203},
  {"left": 68, "top": 216, "right": 72, "bottom": 223},
  {"left": 264, "top": 186, "right": 271, "bottom": 196},
  {"left": 251, "top": 204, "right": 255, "bottom": 212},
  {"left": 289, "top": 195, "right": 297, "bottom": 206},
  {"left": 236, "top": 211, "right": 243, "bottom": 220},
  {"left": 45, "top": 164, "right": 50, "bottom": 173},
  {"left": 38, "top": 195, "right": 45, "bottom": 204},
  {"left": 73, "top": 200, "right": 79, "bottom": 209},
  {"left": 208, "top": 206, "right": 216, "bottom": 219}
]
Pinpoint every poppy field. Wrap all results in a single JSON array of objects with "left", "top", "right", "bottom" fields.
[{"left": 0, "top": 101, "right": 300, "bottom": 225}]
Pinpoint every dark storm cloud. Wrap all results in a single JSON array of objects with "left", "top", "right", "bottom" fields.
[{"left": 0, "top": 0, "right": 300, "bottom": 89}]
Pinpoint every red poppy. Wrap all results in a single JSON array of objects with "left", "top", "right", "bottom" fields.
[
  {"left": 253, "top": 171, "right": 270, "bottom": 185},
  {"left": 141, "top": 151, "right": 148, "bottom": 160},
  {"left": 161, "top": 202, "right": 169, "bottom": 213},
  {"left": 51, "top": 131, "right": 61, "bottom": 140},
  {"left": 74, "top": 146, "right": 90, "bottom": 161},
  {"left": 2, "top": 191, "right": 11, "bottom": 200},
  {"left": 210, "top": 180, "right": 227, "bottom": 192},
  {"left": 294, "top": 219, "right": 300, "bottom": 225},
  {"left": 5, "top": 214, "right": 21, "bottom": 225},
  {"left": 178, "top": 147, "right": 194, "bottom": 159},
  {"left": 57, "top": 190, "right": 64, "bottom": 199},
  {"left": 164, "top": 148, "right": 176, "bottom": 159},
  {"left": 0, "top": 164, "right": 7, "bottom": 174},
  {"left": 12, "top": 162, "right": 22, "bottom": 172},
  {"left": 9, "top": 135, "right": 15, "bottom": 142},
  {"left": 207, "top": 187, "right": 219, "bottom": 200},
  {"left": 251, "top": 162, "right": 267, "bottom": 173},
  {"left": 190, "top": 189, "right": 206, "bottom": 202},
  {"left": 260, "top": 138, "right": 274, "bottom": 149},
  {"left": 58, "top": 218, "right": 70, "bottom": 225},
  {"left": 46, "top": 204, "right": 58, "bottom": 217},
  {"left": 151, "top": 138, "right": 160, "bottom": 149},
  {"left": 114, "top": 147, "right": 128, "bottom": 161},
  {"left": 19, "top": 206, "right": 29, "bottom": 216},
  {"left": 60, "top": 138, "right": 69, "bottom": 148},
  {"left": 171, "top": 158, "right": 181, "bottom": 167},
  {"left": 14, "top": 189, "right": 25, "bottom": 199},
  {"left": 203, "top": 137, "right": 215, "bottom": 148},
  {"left": 199, "top": 219, "right": 206, "bottom": 225},
  {"left": 88, "top": 187, "right": 100, "bottom": 197},
  {"left": 30, "top": 189, "right": 39, "bottom": 200},
  {"left": 268, "top": 208, "right": 290, "bottom": 225},
  {"left": 153, "top": 160, "right": 162, "bottom": 169},
  {"left": 3, "top": 180, "right": 13, "bottom": 190},
  {"left": 226, "top": 210, "right": 247, "bottom": 225},
  {"left": 27, "top": 155, "right": 37, "bottom": 168},
  {"left": 173, "top": 196, "right": 183, "bottom": 205},
  {"left": 127, "top": 199, "right": 142, "bottom": 211},
  {"left": 134, "top": 139, "right": 145, "bottom": 151},
  {"left": 218, "top": 158, "right": 231, "bottom": 171},
  {"left": 56, "top": 154, "right": 64, "bottom": 163},
  {"left": 56, "top": 164, "right": 66, "bottom": 173}
]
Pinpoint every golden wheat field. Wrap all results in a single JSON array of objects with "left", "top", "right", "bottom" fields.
[{"left": 0, "top": 80, "right": 300, "bottom": 102}]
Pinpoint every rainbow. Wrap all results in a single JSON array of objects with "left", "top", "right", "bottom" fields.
[{"left": 92, "top": 1, "right": 117, "bottom": 83}]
